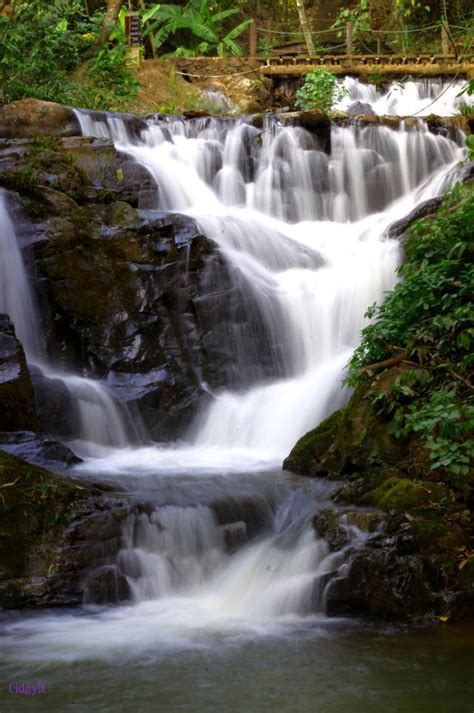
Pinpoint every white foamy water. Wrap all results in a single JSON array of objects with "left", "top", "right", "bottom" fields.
[
  {"left": 0, "top": 190, "right": 41, "bottom": 355},
  {"left": 0, "top": 84, "right": 466, "bottom": 664},
  {"left": 336, "top": 76, "right": 470, "bottom": 116},
  {"left": 74, "top": 95, "right": 464, "bottom": 473},
  {"left": 0, "top": 193, "right": 136, "bottom": 455},
  {"left": 3, "top": 482, "right": 366, "bottom": 661}
]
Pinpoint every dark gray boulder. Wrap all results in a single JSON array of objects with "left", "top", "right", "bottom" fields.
[
  {"left": 347, "top": 101, "right": 377, "bottom": 117},
  {"left": 0, "top": 314, "right": 37, "bottom": 432}
]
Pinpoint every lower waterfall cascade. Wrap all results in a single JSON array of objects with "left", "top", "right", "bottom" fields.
[{"left": 0, "top": 77, "right": 470, "bottom": 665}]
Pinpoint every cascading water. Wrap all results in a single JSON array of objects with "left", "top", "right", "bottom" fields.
[
  {"left": 336, "top": 76, "right": 469, "bottom": 116},
  {"left": 0, "top": 79, "right": 467, "bottom": 666},
  {"left": 0, "top": 190, "right": 135, "bottom": 456},
  {"left": 114, "top": 490, "right": 367, "bottom": 620},
  {"left": 74, "top": 85, "right": 465, "bottom": 471},
  {"left": 0, "top": 190, "right": 41, "bottom": 356}
]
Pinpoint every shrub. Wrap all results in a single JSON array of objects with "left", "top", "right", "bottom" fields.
[
  {"left": 0, "top": 0, "right": 138, "bottom": 110},
  {"left": 347, "top": 183, "right": 474, "bottom": 476},
  {"left": 294, "top": 70, "right": 347, "bottom": 113}
]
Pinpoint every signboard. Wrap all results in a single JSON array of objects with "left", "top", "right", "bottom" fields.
[{"left": 125, "top": 12, "right": 142, "bottom": 47}]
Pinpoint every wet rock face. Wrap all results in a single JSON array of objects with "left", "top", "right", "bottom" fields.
[
  {"left": 324, "top": 541, "right": 440, "bottom": 620},
  {"left": 35, "top": 210, "right": 282, "bottom": 439},
  {"left": 0, "top": 496, "right": 130, "bottom": 609},
  {"left": 347, "top": 101, "right": 377, "bottom": 117},
  {"left": 0, "top": 430, "right": 82, "bottom": 467},
  {"left": 0, "top": 315, "right": 37, "bottom": 432},
  {"left": 0, "top": 447, "right": 124, "bottom": 608},
  {"left": 0, "top": 136, "right": 283, "bottom": 440}
]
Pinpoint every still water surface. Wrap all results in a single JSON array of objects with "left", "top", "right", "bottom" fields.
[{"left": 1, "top": 622, "right": 472, "bottom": 712}]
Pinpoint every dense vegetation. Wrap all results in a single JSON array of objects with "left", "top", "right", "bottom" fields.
[
  {"left": 0, "top": 0, "right": 472, "bottom": 111},
  {"left": 347, "top": 183, "right": 474, "bottom": 478},
  {"left": 0, "top": 0, "right": 138, "bottom": 109}
]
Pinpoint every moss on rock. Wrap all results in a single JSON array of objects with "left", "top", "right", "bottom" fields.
[
  {"left": 364, "top": 477, "right": 448, "bottom": 510},
  {"left": 283, "top": 407, "right": 343, "bottom": 475},
  {"left": 0, "top": 448, "right": 85, "bottom": 577}
]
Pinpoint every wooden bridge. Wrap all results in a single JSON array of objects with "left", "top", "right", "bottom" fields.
[
  {"left": 253, "top": 19, "right": 473, "bottom": 78},
  {"left": 258, "top": 53, "right": 474, "bottom": 78},
  {"left": 175, "top": 54, "right": 473, "bottom": 81}
]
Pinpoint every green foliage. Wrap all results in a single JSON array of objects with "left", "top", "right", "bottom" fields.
[
  {"left": 295, "top": 70, "right": 347, "bottom": 113},
  {"left": 347, "top": 184, "right": 474, "bottom": 476},
  {"left": 0, "top": 0, "right": 138, "bottom": 110},
  {"left": 466, "top": 135, "right": 474, "bottom": 161},
  {"left": 331, "top": 0, "right": 371, "bottom": 40},
  {"left": 142, "top": 0, "right": 252, "bottom": 56},
  {"left": 395, "top": 0, "right": 431, "bottom": 18},
  {"left": 457, "top": 80, "right": 474, "bottom": 123}
]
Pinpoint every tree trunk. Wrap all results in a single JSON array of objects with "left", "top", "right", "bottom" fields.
[
  {"left": 92, "top": 0, "right": 123, "bottom": 51},
  {"left": 295, "top": 0, "right": 314, "bottom": 56}
]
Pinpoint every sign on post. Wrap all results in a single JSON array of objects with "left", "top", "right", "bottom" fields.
[{"left": 125, "top": 11, "right": 142, "bottom": 47}]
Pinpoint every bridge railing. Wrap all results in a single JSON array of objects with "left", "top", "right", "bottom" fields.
[{"left": 252, "top": 19, "right": 473, "bottom": 61}]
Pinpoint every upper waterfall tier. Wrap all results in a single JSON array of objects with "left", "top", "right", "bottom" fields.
[
  {"left": 70, "top": 98, "right": 466, "bottom": 470},
  {"left": 75, "top": 110, "right": 465, "bottom": 225},
  {"left": 335, "top": 77, "right": 469, "bottom": 117}
]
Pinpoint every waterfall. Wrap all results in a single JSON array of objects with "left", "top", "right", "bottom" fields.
[
  {"left": 336, "top": 76, "right": 469, "bottom": 116},
  {"left": 116, "top": 494, "right": 364, "bottom": 617},
  {"left": 0, "top": 191, "right": 135, "bottom": 456},
  {"left": 0, "top": 190, "right": 41, "bottom": 356},
  {"left": 74, "top": 87, "right": 464, "bottom": 470},
  {"left": 0, "top": 79, "right": 466, "bottom": 663}
]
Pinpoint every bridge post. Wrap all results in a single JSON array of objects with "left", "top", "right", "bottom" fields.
[
  {"left": 249, "top": 20, "right": 257, "bottom": 58},
  {"left": 346, "top": 21, "right": 353, "bottom": 57},
  {"left": 441, "top": 19, "right": 450, "bottom": 55}
]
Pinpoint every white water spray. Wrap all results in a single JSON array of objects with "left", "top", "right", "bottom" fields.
[
  {"left": 75, "top": 84, "right": 464, "bottom": 471},
  {"left": 336, "top": 76, "right": 469, "bottom": 116},
  {"left": 0, "top": 79, "right": 466, "bottom": 663},
  {"left": 0, "top": 192, "right": 134, "bottom": 455}
]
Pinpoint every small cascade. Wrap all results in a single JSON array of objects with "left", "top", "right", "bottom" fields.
[
  {"left": 59, "top": 374, "right": 135, "bottom": 455},
  {"left": 336, "top": 76, "right": 469, "bottom": 116},
  {"left": 119, "top": 505, "right": 228, "bottom": 601},
  {"left": 75, "top": 107, "right": 464, "bottom": 224},
  {"left": 108, "top": 487, "right": 370, "bottom": 620},
  {"left": 0, "top": 190, "right": 41, "bottom": 356},
  {"left": 0, "top": 191, "right": 136, "bottom": 456}
]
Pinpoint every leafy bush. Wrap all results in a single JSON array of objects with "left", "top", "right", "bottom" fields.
[
  {"left": 142, "top": 1, "right": 252, "bottom": 57},
  {"left": 0, "top": 0, "right": 138, "bottom": 110},
  {"left": 294, "top": 70, "right": 347, "bottom": 113},
  {"left": 331, "top": 0, "right": 371, "bottom": 40},
  {"left": 347, "top": 183, "right": 474, "bottom": 476}
]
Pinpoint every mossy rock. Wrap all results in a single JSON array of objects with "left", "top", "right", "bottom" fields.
[
  {"left": 283, "top": 371, "right": 410, "bottom": 477},
  {"left": 0, "top": 448, "right": 86, "bottom": 576},
  {"left": 0, "top": 315, "right": 37, "bottom": 432},
  {"left": 283, "top": 408, "right": 343, "bottom": 475},
  {"left": 364, "top": 477, "right": 448, "bottom": 511},
  {"left": 411, "top": 520, "right": 466, "bottom": 553}
]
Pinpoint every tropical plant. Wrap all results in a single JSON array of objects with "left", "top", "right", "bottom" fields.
[
  {"left": 142, "top": 0, "right": 252, "bottom": 56},
  {"left": 331, "top": 0, "right": 371, "bottom": 40},
  {"left": 294, "top": 70, "right": 347, "bottom": 113},
  {"left": 347, "top": 184, "right": 474, "bottom": 477},
  {"left": 0, "top": 0, "right": 138, "bottom": 109}
]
